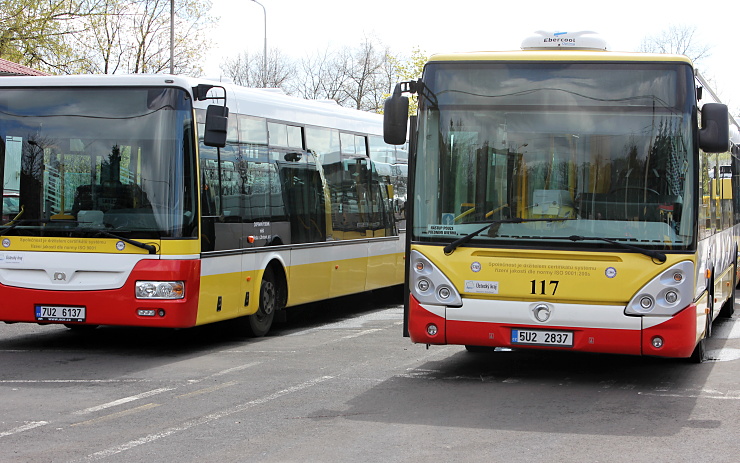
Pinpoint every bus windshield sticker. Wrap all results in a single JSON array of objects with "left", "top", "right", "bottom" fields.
[{"left": 427, "top": 224, "right": 459, "bottom": 236}]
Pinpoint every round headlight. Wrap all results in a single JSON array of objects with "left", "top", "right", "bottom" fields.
[
  {"left": 417, "top": 279, "right": 431, "bottom": 292},
  {"left": 640, "top": 296, "right": 654, "bottom": 310},
  {"left": 665, "top": 290, "right": 678, "bottom": 304}
]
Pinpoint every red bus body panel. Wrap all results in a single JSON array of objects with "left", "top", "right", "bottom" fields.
[
  {"left": 1, "top": 260, "right": 201, "bottom": 328},
  {"left": 408, "top": 295, "right": 700, "bottom": 358}
]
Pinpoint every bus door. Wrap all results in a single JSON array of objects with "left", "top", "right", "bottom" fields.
[{"left": 275, "top": 150, "right": 331, "bottom": 304}]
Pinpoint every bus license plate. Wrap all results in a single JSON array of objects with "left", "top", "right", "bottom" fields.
[
  {"left": 511, "top": 329, "right": 573, "bottom": 347},
  {"left": 35, "top": 305, "right": 86, "bottom": 323}
]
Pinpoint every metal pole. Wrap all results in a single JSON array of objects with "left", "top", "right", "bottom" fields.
[
  {"left": 170, "top": 0, "right": 175, "bottom": 74},
  {"left": 251, "top": 0, "right": 267, "bottom": 84}
]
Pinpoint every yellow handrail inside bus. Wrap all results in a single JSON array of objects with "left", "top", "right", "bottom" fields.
[{"left": 455, "top": 203, "right": 509, "bottom": 222}]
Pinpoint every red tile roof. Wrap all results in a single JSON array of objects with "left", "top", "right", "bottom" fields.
[{"left": 0, "top": 58, "right": 47, "bottom": 76}]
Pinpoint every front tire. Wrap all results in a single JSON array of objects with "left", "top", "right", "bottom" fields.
[
  {"left": 719, "top": 256, "right": 736, "bottom": 318},
  {"left": 246, "top": 269, "right": 278, "bottom": 337},
  {"left": 689, "top": 337, "right": 706, "bottom": 363}
]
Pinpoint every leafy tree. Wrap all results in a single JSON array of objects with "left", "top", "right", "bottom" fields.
[
  {"left": 0, "top": 0, "right": 214, "bottom": 75},
  {"left": 387, "top": 47, "right": 428, "bottom": 115},
  {"left": 0, "top": 0, "right": 91, "bottom": 72},
  {"left": 76, "top": 0, "right": 214, "bottom": 75}
]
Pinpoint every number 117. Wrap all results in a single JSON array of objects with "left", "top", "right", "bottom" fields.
[{"left": 530, "top": 280, "right": 559, "bottom": 295}]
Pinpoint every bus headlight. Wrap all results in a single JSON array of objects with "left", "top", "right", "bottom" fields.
[
  {"left": 625, "top": 261, "right": 693, "bottom": 316},
  {"left": 135, "top": 281, "right": 185, "bottom": 299},
  {"left": 409, "top": 250, "right": 462, "bottom": 307}
]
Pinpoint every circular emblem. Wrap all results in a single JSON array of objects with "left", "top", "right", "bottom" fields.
[
  {"left": 533, "top": 304, "right": 551, "bottom": 322},
  {"left": 471, "top": 262, "right": 481, "bottom": 273},
  {"left": 2, "top": 238, "right": 9, "bottom": 248},
  {"left": 605, "top": 267, "right": 617, "bottom": 278},
  {"left": 116, "top": 241, "right": 126, "bottom": 251}
]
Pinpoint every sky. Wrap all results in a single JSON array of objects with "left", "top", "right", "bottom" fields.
[{"left": 204, "top": 0, "right": 740, "bottom": 115}]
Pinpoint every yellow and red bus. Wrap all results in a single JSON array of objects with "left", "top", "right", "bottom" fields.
[
  {"left": 383, "top": 31, "right": 739, "bottom": 361},
  {"left": 0, "top": 74, "right": 406, "bottom": 335}
]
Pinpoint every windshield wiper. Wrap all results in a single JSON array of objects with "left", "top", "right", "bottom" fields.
[
  {"left": 0, "top": 219, "right": 46, "bottom": 235},
  {"left": 83, "top": 228, "right": 157, "bottom": 255},
  {"left": 567, "top": 235, "right": 666, "bottom": 263},
  {"left": 0, "top": 220, "right": 157, "bottom": 255},
  {"left": 443, "top": 218, "right": 569, "bottom": 255}
]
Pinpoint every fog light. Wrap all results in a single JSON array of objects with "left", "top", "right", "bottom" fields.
[
  {"left": 158, "top": 309, "right": 166, "bottom": 317},
  {"left": 427, "top": 324, "right": 438, "bottom": 336},
  {"left": 652, "top": 336, "right": 664, "bottom": 348},
  {"left": 640, "top": 296, "right": 654, "bottom": 310},
  {"left": 438, "top": 286, "right": 451, "bottom": 300},
  {"left": 665, "top": 290, "right": 678, "bottom": 304}
]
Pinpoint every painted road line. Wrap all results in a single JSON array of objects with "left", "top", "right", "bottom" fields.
[
  {"left": 80, "top": 376, "right": 334, "bottom": 461},
  {"left": 0, "top": 421, "right": 48, "bottom": 438},
  {"left": 72, "top": 403, "right": 162, "bottom": 427},
  {"left": 73, "top": 388, "right": 175, "bottom": 415}
]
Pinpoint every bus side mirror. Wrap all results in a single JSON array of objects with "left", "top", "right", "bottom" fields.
[
  {"left": 383, "top": 89, "right": 409, "bottom": 146},
  {"left": 699, "top": 103, "right": 729, "bottom": 153},
  {"left": 204, "top": 104, "right": 228, "bottom": 148}
]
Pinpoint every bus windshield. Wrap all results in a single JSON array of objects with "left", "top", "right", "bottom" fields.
[
  {"left": 414, "top": 62, "right": 697, "bottom": 251},
  {"left": 0, "top": 87, "right": 198, "bottom": 239}
]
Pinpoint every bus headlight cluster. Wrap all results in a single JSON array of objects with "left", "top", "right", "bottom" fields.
[
  {"left": 625, "top": 261, "right": 693, "bottom": 316},
  {"left": 410, "top": 250, "right": 462, "bottom": 307},
  {"left": 135, "top": 281, "right": 185, "bottom": 299}
]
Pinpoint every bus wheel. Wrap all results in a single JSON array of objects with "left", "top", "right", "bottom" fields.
[
  {"left": 719, "top": 282, "right": 735, "bottom": 318},
  {"left": 689, "top": 338, "right": 706, "bottom": 363},
  {"left": 689, "top": 310, "right": 712, "bottom": 363},
  {"left": 719, "top": 259, "right": 736, "bottom": 318},
  {"left": 246, "top": 270, "right": 277, "bottom": 337}
]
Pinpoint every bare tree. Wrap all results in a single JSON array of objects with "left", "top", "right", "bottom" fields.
[
  {"left": 288, "top": 36, "right": 393, "bottom": 112},
  {"left": 341, "top": 37, "right": 393, "bottom": 112},
  {"left": 221, "top": 36, "right": 395, "bottom": 112},
  {"left": 291, "top": 47, "right": 349, "bottom": 104},
  {"left": 639, "top": 24, "right": 711, "bottom": 65},
  {"left": 220, "top": 48, "right": 295, "bottom": 88}
]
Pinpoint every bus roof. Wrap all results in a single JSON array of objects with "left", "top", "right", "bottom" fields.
[
  {"left": 0, "top": 73, "right": 384, "bottom": 136},
  {"left": 426, "top": 50, "right": 694, "bottom": 65}
]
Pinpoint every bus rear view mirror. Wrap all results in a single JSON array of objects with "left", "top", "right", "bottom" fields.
[
  {"left": 204, "top": 104, "right": 228, "bottom": 148},
  {"left": 383, "top": 92, "right": 409, "bottom": 145},
  {"left": 699, "top": 103, "right": 729, "bottom": 153}
]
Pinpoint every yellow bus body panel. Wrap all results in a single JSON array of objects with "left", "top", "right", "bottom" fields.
[{"left": 413, "top": 244, "right": 695, "bottom": 305}]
